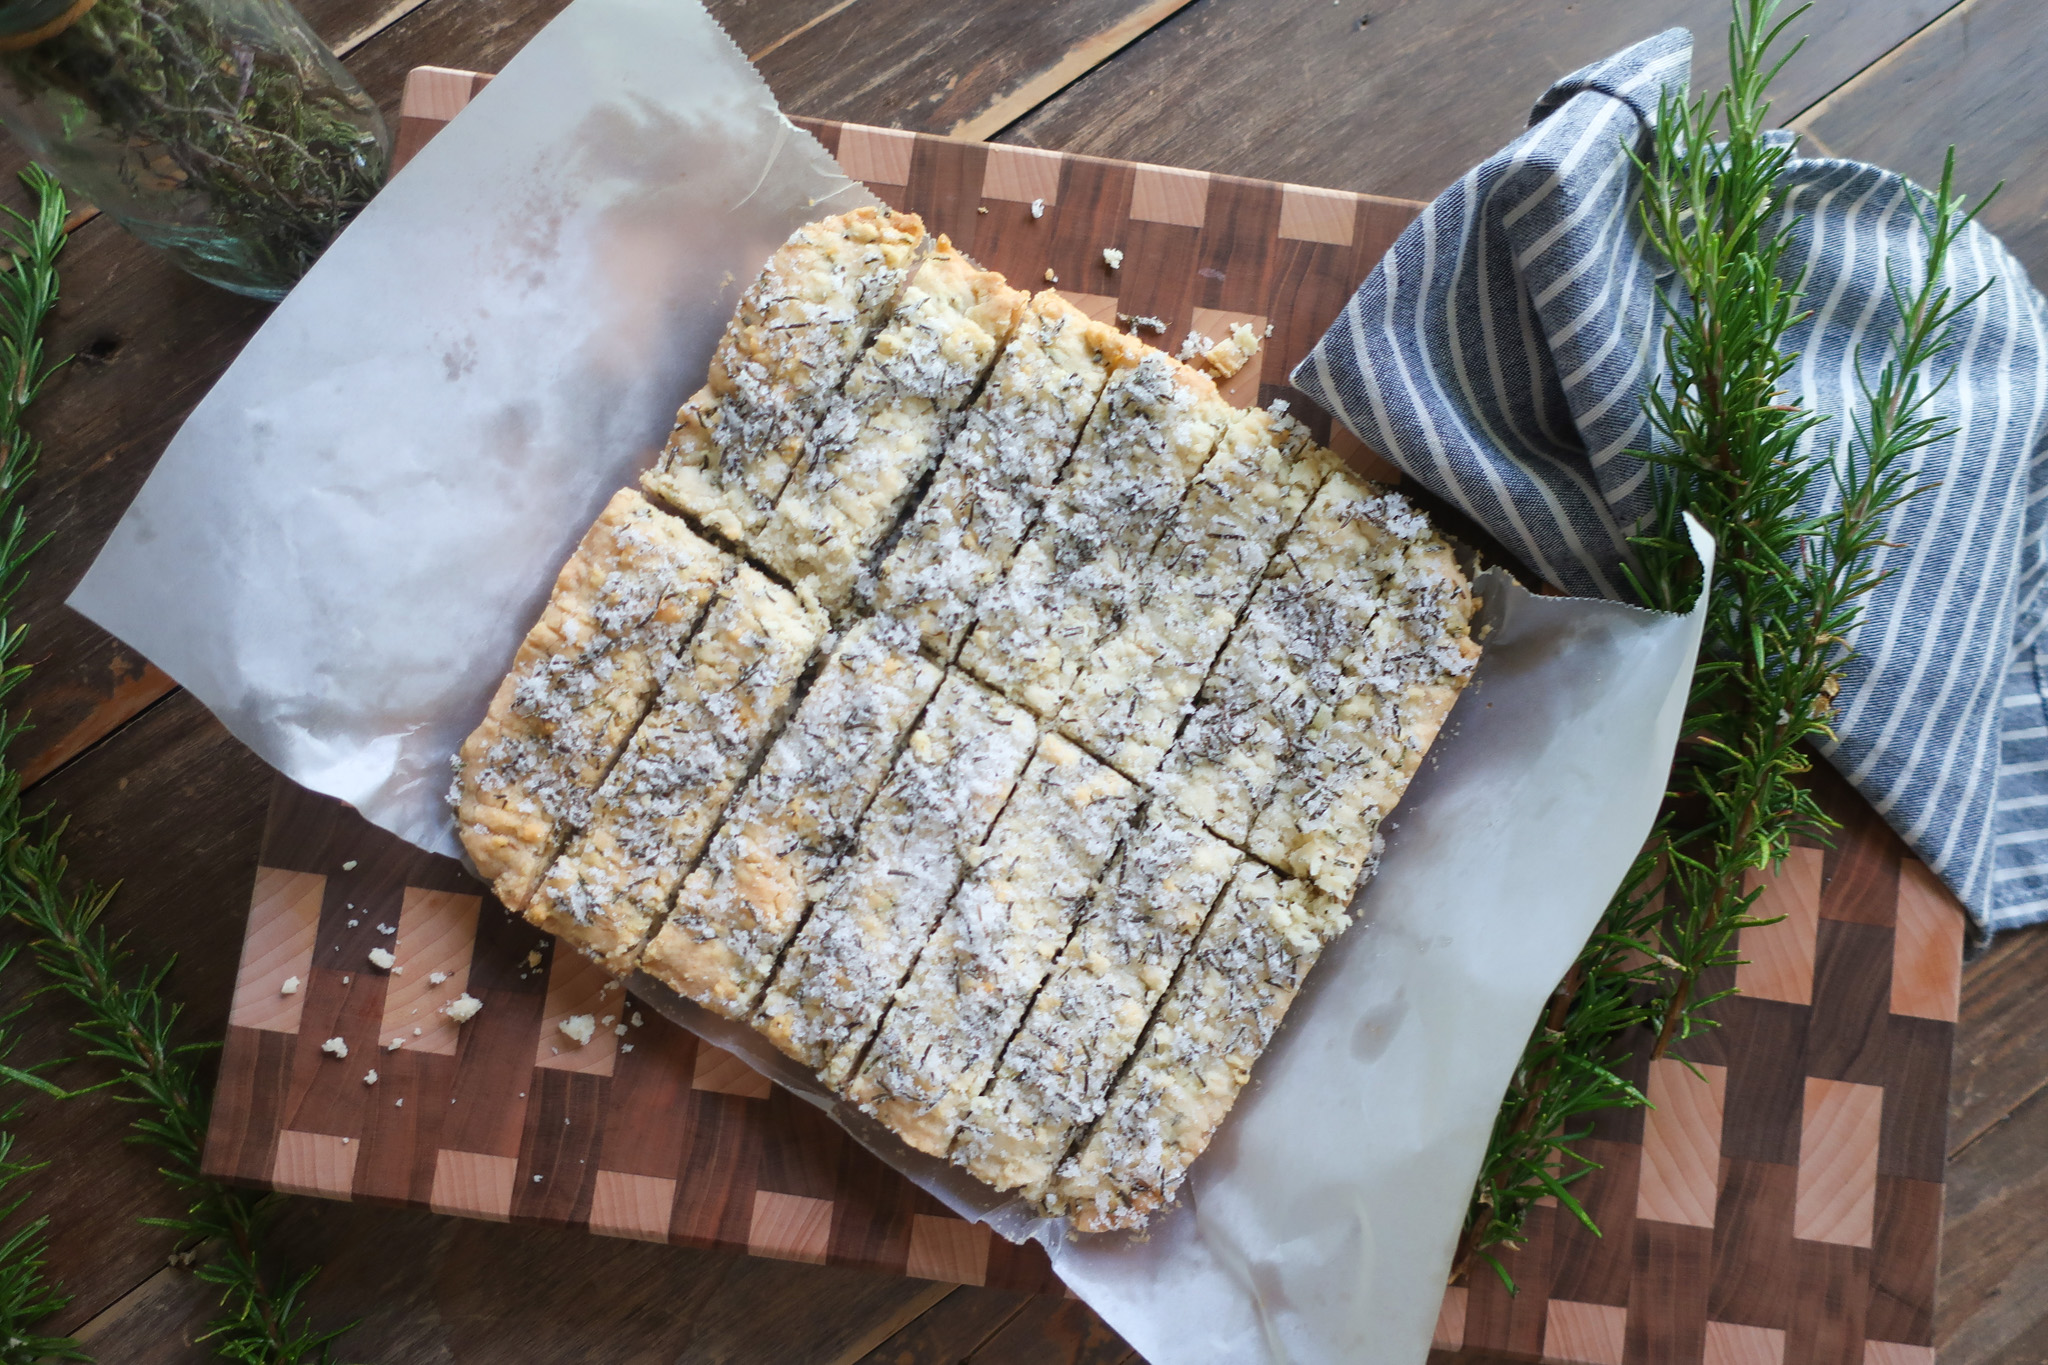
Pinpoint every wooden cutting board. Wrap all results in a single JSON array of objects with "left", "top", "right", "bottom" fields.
[{"left": 198, "top": 66, "right": 1968, "bottom": 1364}]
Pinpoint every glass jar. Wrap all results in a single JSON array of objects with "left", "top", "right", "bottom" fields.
[{"left": 0, "top": 0, "right": 388, "bottom": 299}]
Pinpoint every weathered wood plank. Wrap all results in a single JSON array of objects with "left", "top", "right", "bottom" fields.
[
  {"left": 3, "top": 690, "right": 271, "bottom": 1335},
  {"left": 852, "top": 1286, "right": 1033, "bottom": 1365},
  {"left": 755, "top": 0, "right": 1195, "bottom": 138},
  {"left": 965, "top": 1296, "right": 1136, "bottom": 1365},
  {"left": 1937, "top": 1081, "right": 2048, "bottom": 1363},
  {"left": 1949, "top": 926, "right": 2048, "bottom": 1155},
  {"left": 69, "top": 1196, "right": 953, "bottom": 1363},
  {"left": 1795, "top": 0, "right": 2048, "bottom": 287},
  {"left": 1003, "top": 0, "right": 1964, "bottom": 202}
]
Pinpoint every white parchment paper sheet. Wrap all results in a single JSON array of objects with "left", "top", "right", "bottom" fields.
[
  {"left": 70, "top": 0, "right": 875, "bottom": 858},
  {"left": 639, "top": 548, "right": 1709, "bottom": 1365},
  {"left": 67, "top": 1, "right": 1711, "bottom": 1359}
]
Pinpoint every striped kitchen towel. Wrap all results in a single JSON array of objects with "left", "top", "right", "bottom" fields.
[{"left": 1294, "top": 28, "right": 2048, "bottom": 937}]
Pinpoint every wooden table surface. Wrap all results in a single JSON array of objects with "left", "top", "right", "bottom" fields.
[{"left": 2, "top": 1, "right": 2042, "bottom": 1362}]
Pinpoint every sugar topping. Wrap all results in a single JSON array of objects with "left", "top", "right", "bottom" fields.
[
  {"left": 450, "top": 490, "right": 729, "bottom": 910},
  {"left": 847, "top": 732, "right": 1139, "bottom": 1156},
  {"left": 866, "top": 292, "right": 1127, "bottom": 657},
  {"left": 526, "top": 567, "right": 826, "bottom": 974},
  {"left": 953, "top": 803, "right": 1239, "bottom": 1192},
  {"left": 756, "top": 247, "right": 1027, "bottom": 613},
  {"left": 960, "top": 351, "right": 1233, "bottom": 719},
  {"left": 753, "top": 671, "right": 1039, "bottom": 1086},
  {"left": 643, "top": 208, "right": 930, "bottom": 539},
  {"left": 643, "top": 616, "right": 942, "bottom": 1017},
  {"left": 1047, "top": 862, "right": 1349, "bottom": 1231}
]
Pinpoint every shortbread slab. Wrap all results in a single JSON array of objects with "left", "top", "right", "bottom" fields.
[
  {"left": 849, "top": 733, "right": 1139, "bottom": 1156},
  {"left": 756, "top": 244, "right": 1028, "bottom": 613},
  {"left": 1242, "top": 478, "right": 1481, "bottom": 900},
  {"left": 753, "top": 672, "right": 1039, "bottom": 1086},
  {"left": 867, "top": 291, "right": 1137, "bottom": 656},
  {"left": 525, "top": 567, "right": 827, "bottom": 973},
  {"left": 642, "top": 208, "right": 930, "bottom": 541},
  {"left": 453, "top": 489, "right": 730, "bottom": 912},
  {"left": 1059, "top": 406, "right": 1333, "bottom": 779},
  {"left": 639, "top": 617, "right": 943, "bottom": 1018},
  {"left": 952, "top": 805, "right": 1239, "bottom": 1193},
  {"left": 959, "top": 351, "right": 1234, "bottom": 718},
  {"left": 1158, "top": 472, "right": 1478, "bottom": 864},
  {"left": 1047, "top": 863, "right": 1350, "bottom": 1232}
]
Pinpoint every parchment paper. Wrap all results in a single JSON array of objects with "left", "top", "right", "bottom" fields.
[
  {"left": 639, "top": 541, "right": 1710, "bottom": 1365},
  {"left": 70, "top": 0, "right": 876, "bottom": 858},
  {"left": 67, "top": 2, "right": 1711, "bottom": 1360}
]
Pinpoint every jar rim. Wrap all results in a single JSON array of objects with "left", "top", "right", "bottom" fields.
[{"left": 0, "top": 0, "right": 96, "bottom": 46}]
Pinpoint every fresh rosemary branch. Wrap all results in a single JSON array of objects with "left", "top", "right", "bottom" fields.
[
  {"left": 0, "top": 163, "right": 83, "bottom": 1365},
  {"left": 0, "top": 951, "right": 86, "bottom": 1365},
  {"left": 1627, "top": 2, "right": 1987, "bottom": 1061},
  {"left": 1461, "top": 0, "right": 1982, "bottom": 1286},
  {"left": 0, "top": 165, "right": 352, "bottom": 1362}
]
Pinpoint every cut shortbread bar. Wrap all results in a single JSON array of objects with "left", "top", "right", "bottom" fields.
[
  {"left": 959, "top": 351, "right": 1234, "bottom": 718},
  {"left": 867, "top": 291, "right": 1138, "bottom": 656},
  {"left": 848, "top": 733, "right": 1139, "bottom": 1156},
  {"left": 1046, "top": 862, "right": 1350, "bottom": 1232},
  {"left": 952, "top": 804, "right": 1239, "bottom": 1193},
  {"left": 1241, "top": 477, "right": 1481, "bottom": 900},
  {"left": 1060, "top": 405, "right": 1333, "bottom": 779},
  {"left": 642, "top": 208, "right": 930, "bottom": 541},
  {"left": 453, "top": 489, "right": 730, "bottom": 911},
  {"left": 639, "top": 617, "right": 943, "bottom": 1018},
  {"left": 754, "top": 671, "right": 1039, "bottom": 1085},
  {"left": 524, "top": 567, "right": 827, "bottom": 972},
  {"left": 755, "top": 243, "right": 1029, "bottom": 613},
  {"left": 1158, "top": 472, "right": 1478, "bottom": 873}
]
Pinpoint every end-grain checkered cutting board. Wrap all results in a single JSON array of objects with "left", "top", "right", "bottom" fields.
[{"left": 198, "top": 67, "right": 1969, "bottom": 1362}]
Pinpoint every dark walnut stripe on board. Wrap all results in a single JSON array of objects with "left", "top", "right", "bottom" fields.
[{"left": 756, "top": 0, "right": 1197, "bottom": 140}]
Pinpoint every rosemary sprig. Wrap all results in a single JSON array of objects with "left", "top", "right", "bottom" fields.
[
  {"left": 1461, "top": 0, "right": 1983, "bottom": 1285},
  {"left": 0, "top": 949, "right": 86, "bottom": 1365},
  {"left": 0, "top": 165, "right": 354, "bottom": 1362}
]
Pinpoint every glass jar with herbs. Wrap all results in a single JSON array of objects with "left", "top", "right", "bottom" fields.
[{"left": 0, "top": 0, "right": 388, "bottom": 299}]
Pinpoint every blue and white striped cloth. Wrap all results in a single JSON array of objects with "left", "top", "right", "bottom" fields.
[{"left": 1293, "top": 29, "right": 2048, "bottom": 937}]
